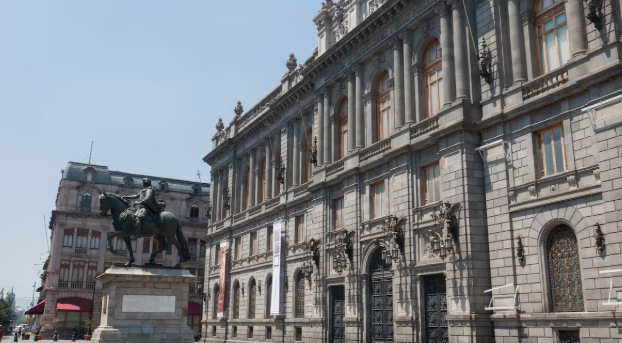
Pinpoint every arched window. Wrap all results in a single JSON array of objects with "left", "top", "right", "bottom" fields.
[
  {"left": 424, "top": 39, "right": 443, "bottom": 118},
  {"left": 376, "top": 71, "right": 391, "bottom": 141},
  {"left": 60, "top": 260, "right": 70, "bottom": 281},
  {"left": 548, "top": 225, "right": 584, "bottom": 312},
  {"left": 244, "top": 167, "right": 251, "bottom": 210},
  {"left": 233, "top": 282, "right": 240, "bottom": 319},
  {"left": 338, "top": 98, "right": 348, "bottom": 159},
  {"left": 258, "top": 158, "right": 266, "bottom": 203},
  {"left": 71, "top": 261, "right": 85, "bottom": 282},
  {"left": 295, "top": 273, "right": 305, "bottom": 318},
  {"left": 303, "top": 129, "right": 313, "bottom": 183},
  {"left": 212, "top": 284, "right": 220, "bottom": 319},
  {"left": 266, "top": 276, "right": 272, "bottom": 318},
  {"left": 535, "top": 0, "right": 568, "bottom": 75},
  {"left": 190, "top": 204, "right": 199, "bottom": 218},
  {"left": 80, "top": 192, "right": 92, "bottom": 210},
  {"left": 248, "top": 280, "right": 257, "bottom": 319}
]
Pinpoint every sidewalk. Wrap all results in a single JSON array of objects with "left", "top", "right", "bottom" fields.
[{"left": 1, "top": 335, "right": 83, "bottom": 343}]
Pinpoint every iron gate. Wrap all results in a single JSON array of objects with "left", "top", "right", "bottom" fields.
[
  {"left": 331, "top": 286, "right": 345, "bottom": 343},
  {"left": 370, "top": 251, "right": 393, "bottom": 342},
  {"left": 424, "top": 275, "right": 448, "bottom": 343}
]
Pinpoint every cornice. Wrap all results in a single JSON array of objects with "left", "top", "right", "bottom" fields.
[{"left": 302, "top": 0, "right": 440, "bottom": 83}]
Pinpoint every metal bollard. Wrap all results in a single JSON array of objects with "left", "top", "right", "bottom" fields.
[
  {"left": 72, "top": 331, "right": 76, "bottom": 342},
  {"left": 53, "top": 331, "right": 58, "bottom": 341},
  {"left": 33, "top": 332, "right": 38, "bottom": 342},
  {"left": 13, "top": 332, "right": 17, "bottom": 342}
]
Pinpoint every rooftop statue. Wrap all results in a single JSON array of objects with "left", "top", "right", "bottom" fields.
[{"left": 98, "top": 178, "right": 191, "bottom": 267}]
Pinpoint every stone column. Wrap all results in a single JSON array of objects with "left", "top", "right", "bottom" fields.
[
  {"left": 255, "top": 145, "right": 263, "bottom": 204},
  {"left": 393, "top": 36, "right": 405, "bottom": 127},
  {"left": 347, "top": 71, "right": 356, "bottom": 152},
  {"left": 402, "top": 30, "right": 415, "bottom": 124},
  {"left": 566, "top": 0, "right": 588, "bottom": 57},
  {"left": 323, "top": 88, "right": 332, "bottom": 164},
  {"left": 508, "top": 0, "right": 527, "bottom": 84},
  {"left": 292, "top": 120, "right": 300, "bottom": 186},
  {"left": 249, "top": 149, "right": 256, "bottom": 206},
  {"left": 355, "top": 65, "right": 365, "bottom": 148},
  {"left": 439, "top": 3, "right": 456, "bottom": 106},
  {"left": 265, "top": 139, "right": 273, "bottom": 199},
  {"left": 522, "top": 11, "right": 538, "bottom": 80},
  {"left": 216, "top": 171, "right": 222, "bottom": 220},
  {"left": 238, "top": 161, "right": 245, "bottom": 211},
  {"left": 413, "top": 63, "right": 424, "bottom": 122},
  {"left": 316, "top": 92, "right": 324, "bottom": 167},
  {"left": 451, "top": 1, "right": 469, "bottom": 100}
]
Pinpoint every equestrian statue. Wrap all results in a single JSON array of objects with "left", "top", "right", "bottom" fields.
[{"left": 98, "top": 178, "right": 191, "bottom": 267}]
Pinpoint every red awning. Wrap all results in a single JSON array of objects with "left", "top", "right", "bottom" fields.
[
  {"left": 25, "top": 301, "right": 45, "bottom": 315},
  {"left": 188, "top": 302, "right": 202, "bottom": 316},
  {"left": 56, "top": 298, "right": 92, "bottom": 312}
]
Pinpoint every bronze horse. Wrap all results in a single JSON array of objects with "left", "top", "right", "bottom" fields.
[{"left": 98, "top": 191, "right": 191, "bottom": 267}]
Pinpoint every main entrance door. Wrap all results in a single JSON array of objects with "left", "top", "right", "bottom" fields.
[
  {"left": 331, "top": 286, "right": 345, "bottom": 343},
  {"left": 424, "top": 275, "right": 448, "bottom": 343},
  {"left": 370, "top": 250, "right": 393, "bottom": 342}
]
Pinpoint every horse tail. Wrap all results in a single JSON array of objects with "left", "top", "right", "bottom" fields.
[{"left": 176, "top": 222, "right": 191, "bottom": 263}]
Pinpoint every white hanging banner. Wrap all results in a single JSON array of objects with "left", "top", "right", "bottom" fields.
[
  {"left": 217, "top": 242, "right": 228, "bottom": 318},
  {"left": 270, "top": 221, "right": 282, "bottom": 315}
]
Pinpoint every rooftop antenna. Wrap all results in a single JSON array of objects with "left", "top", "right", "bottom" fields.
[
  {"left": 42, "top": 215, "right": 50, "bottom": 252},
  {"left": 88, "top": 141, "right": 94, "bottom": 164}
]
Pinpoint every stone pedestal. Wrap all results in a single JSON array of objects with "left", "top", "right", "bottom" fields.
[{"left": 91, "top": 265, "right": 196, "bottom": 343}]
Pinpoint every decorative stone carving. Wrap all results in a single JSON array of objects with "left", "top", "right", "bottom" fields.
[
  {"left": 388, "top": 78, "right": 395, "bottom": 89},
  {"left": 216, "top": 118, "right": 224, "bottom": 132},
  {"left": 234, "top": 101, "right": 244, "bottom": 116},
  {"left": 369, "top": 0, "right": 388, "bottom": 14},
  {"left": 508, "top": 190, "right": 516, "bottom": 203},
  {"left": 528, "top": 186, "right": 537, "bottom": 198},
  {"left": 567, "top": 175, "right": 577, "bottom": 189},
  {"left": 424, "top": 237, "right": 439, "bottom": 258},
  {"left": 594, "top": 168, "right": 601, "bottom": 183},
  {"left": 286, "top": 54, "right": 298, "bottom": 71}
]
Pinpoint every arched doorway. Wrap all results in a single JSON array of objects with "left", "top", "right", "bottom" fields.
[{"left": 369, "top": 249, "right": 393, "bottom": 342}]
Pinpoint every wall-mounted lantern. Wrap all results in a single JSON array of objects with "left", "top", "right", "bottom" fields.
[
  {"left": 429, "top": 201, "right": 461, "bottom": 261},
  {"left": 223, "top": 188, "right": 231, "bottom": 210},
  {"left": 585, "top": 0, "right": 604, "bottom": 30},
  {"left": 310, "top": 136, "right": 318, "bottom": 167},
  {"left": 303, "top": 239, "right": 321, "bottom": 285},
  {"left": 516, "top": 236, "right": 525, "bottom": 264},
  {"left": 381, "top": 216, "right": 406, "bottom": 264},
  {"left": 241, "top": 283, "right": 245, "bottom": 296},
  {"left": 275, "top": 155, "right": 286, "bottom": 185},
  {"left": 205, "top": 207, "right": 212, "bottom": 221},
  {"left": 595, "top": 223, "right": 605, "bottom": 252},
  {"left": 258, "top": 280, "right": 262, "bottom": 294},
  {"left": 479, "top": 38, "right": 493, "bottom": 84}
]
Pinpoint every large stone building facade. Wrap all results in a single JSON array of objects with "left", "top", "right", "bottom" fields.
[
  {"left": 203, "top": 0, "right": 622, "bottom": 342},
  {"left": 38, "top": 162, "right": 209, "bottom": 339}
]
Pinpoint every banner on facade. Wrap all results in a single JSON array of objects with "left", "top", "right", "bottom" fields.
[
  {"left": 217, "top": 243, "right": 227, "bottom": 318},
  {"left": 270, "top": 221, "right": 281, "bottom": 315}
]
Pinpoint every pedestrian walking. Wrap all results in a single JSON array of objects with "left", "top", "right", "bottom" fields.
[{"left": 18, "top": 326, "right": 22, "bottom": 339}]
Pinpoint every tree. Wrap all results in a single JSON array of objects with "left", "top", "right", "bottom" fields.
[{"left": 0, "top": 288, "right": 16, "bottom": 327}]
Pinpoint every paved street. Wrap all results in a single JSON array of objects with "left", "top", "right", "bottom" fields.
[{"left": 1, "top": 336, "right": 84, "bottom": 343}]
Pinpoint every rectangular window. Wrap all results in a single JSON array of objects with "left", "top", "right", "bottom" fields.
[
  {"left": 60, "top": 260, "right": 71, "bottom": 281},
  {"left": 250, "top": 231, "right": 258, "bottom": 256},
  {"left": 131, "top": 239, "right": 137, "bottom": 252},
  {"left": 212, "top": 326, "right": 216, "bottom": 337},
  {"left": 267, "top": 226, "right": 273, "bottom": 251},
  {"left": 63, "top": 229, "right": 74, "bottom": 248},
  {"left": 76, "top": 229, "right": 89, "bottom": 249},
  {"left": 214, "top": 244, "right": 220, "bottom": 265},
  {"left": 295, "top": 327, "right": 302, "bottom": 342},
  {"left": 235, "top": 237, "right": 242, "bottom": 260},
  {"left": 90, "top": 231, "right": 100, "bottom": 249},
  {"left": 143, "top": 238, "right": 150, "bottom": 254},
  {"left": 536, "top": 125, "right": 567, "bottom": 177},
  {"left": 199, "top": 240, "right": 206, "bottom": 257},
  {"left": 189, "top": 239, "right": 198, "bottom": 257},
  {"left": 248, "top": 326, "right": 253, "bottom": 339},
  {"left": 116, "top": 238, "right": 127, "bottom": 251},
  {"left": 559, "top": 331, "right": 580, "bottom": 343},
  {"left": 295, "top": 215, "right": 305, "bottom": 244},
  {"left": 86, "top": 262, "right": 98, "bottom": 282},
  {"left": 371, "top": 181, "right": 385, "bottom": 219},
  {"left": 266, "top": 326, "right": 272, "bottom": 340},
  {"left": 423, "top": 163, "right": 441, "bottom": 204},
  {"left": 339, "top": 118, "right": 348, "bottom": 159},
  {"left": 71, "top": 261, "right": 85, "bottom": 282},
  {"left": 232, "top": 326, "right": 237, "bottom": 337},
  {"left": 536, "top": 7, "right": 569, "bottom": 75},
  {"left": 333, "top": 197, "right": 344, "bottom": 230}
]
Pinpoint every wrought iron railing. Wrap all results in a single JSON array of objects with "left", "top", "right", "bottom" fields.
[
  {"left": 70, "top": 282, "right": 84, "bottom": 289},
  {"left": 115, "top": 250, "right": 127, "bottom": 257},
  {"left": 522, "top": 68, "right": 569, "bottom": 100},
  {"left": 85, "top": 282, "right": 95, "bottom": 289}
]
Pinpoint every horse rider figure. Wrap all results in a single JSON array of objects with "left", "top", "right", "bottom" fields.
[{"left": 123, "top": 178, "right": 163, "bottom": 239}]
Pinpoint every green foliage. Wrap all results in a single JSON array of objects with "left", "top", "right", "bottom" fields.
[{"left": 0, "top": 288, "right": 16, "bottom": 327}]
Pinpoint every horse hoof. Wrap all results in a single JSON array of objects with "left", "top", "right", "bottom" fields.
[{"left": 125, "top": 259, "right": 135, "bottom": 266}]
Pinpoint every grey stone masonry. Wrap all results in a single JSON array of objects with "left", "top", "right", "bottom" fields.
[{"left": 203, "top": 0, "right": 622, "bottom": 342}]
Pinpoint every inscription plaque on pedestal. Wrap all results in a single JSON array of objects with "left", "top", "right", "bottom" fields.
[{"left": 121, "top": 295, "right": 176, "bottom": 313}]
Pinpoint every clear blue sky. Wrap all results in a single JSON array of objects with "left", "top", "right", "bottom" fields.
[{"left": 0, "top": 0, "right": 322, "bottom": 310}]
